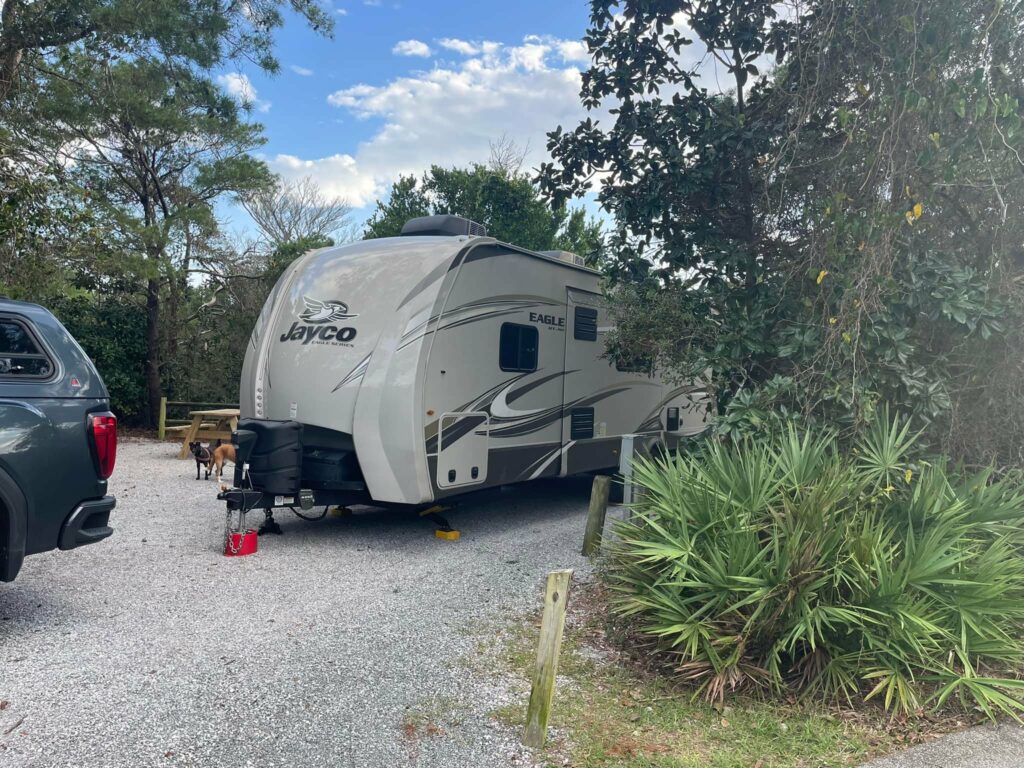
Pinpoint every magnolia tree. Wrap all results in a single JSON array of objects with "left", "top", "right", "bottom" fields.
[{"left": 540, "top": 0, "right": 1024, "bottom": 463}]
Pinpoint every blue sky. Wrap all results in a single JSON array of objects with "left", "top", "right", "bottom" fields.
[{"left": 217, "top": 0, "right": 605, "bottom": 233}]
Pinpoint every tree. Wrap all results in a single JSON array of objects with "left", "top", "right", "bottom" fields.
[
  {"left": 488, "top": 133, "right": 529, "bottom": 175},
  {"left": 0, "top": 0, "right": 332, "bottom": 101},
  {"left": 241, "top": 177, "right": 353, "bottom": 247},
  {"left": 539, "top": 0, "right": 787, "bottom": 387},
  {"left": 541, "top": 0, "right": 1024, "bottom": 463},
  {"left": 1, "top": 0, "right": 331, "bottom": 426},
  {"left": 365, "top": 163, "right": 604, "bottom": 259},
  {"left": 363, "top": 175, "right": 432, "bottom": 239},
  {"left": 37, "top": 57, "right": 273, "bottom": 425}
]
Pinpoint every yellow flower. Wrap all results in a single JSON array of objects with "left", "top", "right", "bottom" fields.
[
  {"left": 842, "top": 332, "right": 852, "bottom": 343},
  {"left": 913, "top": 202, "right": 923, "bottom": 219},
  {"left": 816, "top": 269, "right": 829, "bottom": 285},
  {"left": 904, "top": 468, "right": 913, "bottom": 484},
  {"left": 829, "top": 317, "right": 838, "bottom": 325},
  {"left": 905, "top": 210, "right": 915, "bottom": 224}
]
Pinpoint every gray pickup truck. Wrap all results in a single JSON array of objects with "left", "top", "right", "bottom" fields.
[{"left": 0, "top": 299, "right": 117, "bottom": 582}]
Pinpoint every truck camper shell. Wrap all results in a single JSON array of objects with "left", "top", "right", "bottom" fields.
[{"left": 228, "top": 216, "right": 707, "bottom": 512}]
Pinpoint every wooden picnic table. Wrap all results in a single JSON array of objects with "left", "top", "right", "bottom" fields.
[{"left": 176, "top": 408, "right": 240, "bottom": 459}]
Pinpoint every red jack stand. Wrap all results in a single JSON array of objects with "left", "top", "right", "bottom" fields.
[{"left": 224, "top": 510, "right": 258, "bottom": 557}]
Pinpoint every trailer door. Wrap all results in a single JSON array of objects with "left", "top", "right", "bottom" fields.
[
  {"left": 561, "top": 290, "right": 606, "bottom": 475},
  {"left": 562, "top": 288, "right": 671, "bottom": 477}
]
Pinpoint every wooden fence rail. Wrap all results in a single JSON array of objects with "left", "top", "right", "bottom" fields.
[{"left": 157, "top": 396, "right": 240, "bottom": 440}]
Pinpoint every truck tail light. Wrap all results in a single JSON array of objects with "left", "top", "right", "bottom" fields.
[{"left": 89, "top": 412, "right": 118, "bottom": 479}]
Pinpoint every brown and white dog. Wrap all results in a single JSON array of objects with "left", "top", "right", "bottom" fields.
[{"left": 210, "top": 441, "right": 236, "bottom": 489}]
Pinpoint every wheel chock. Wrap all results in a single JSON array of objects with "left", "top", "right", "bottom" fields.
[
  {"left": 329, "top": 506, "right": 353, "bottom": 517},
  {"left": 435, "top": 529, "right": 461, "bottom": 541}
]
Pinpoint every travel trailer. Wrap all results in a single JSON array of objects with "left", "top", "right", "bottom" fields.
[{"left": 223, "top": 215, "right": 707, "bottom": 515}]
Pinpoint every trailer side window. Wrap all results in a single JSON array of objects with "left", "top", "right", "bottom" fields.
[
  {"left": 0, "top": 317, "right": 54, "bottom": 379},
  {"left": 499, "top": 323, "right": 538, "bottom": 372},
  {"left": 573, "top": 306, "right": 598, "bottom": 341}
]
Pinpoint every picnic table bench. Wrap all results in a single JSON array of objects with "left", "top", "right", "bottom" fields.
[{"left": 175, "top": 408, "right": 240, "bottom": 459}]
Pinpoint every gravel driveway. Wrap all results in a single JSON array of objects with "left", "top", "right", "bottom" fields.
[{"left": 0, "top": 439, "right": 596, "bottom": 767}]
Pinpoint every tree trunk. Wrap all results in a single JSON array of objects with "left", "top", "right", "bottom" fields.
[
  {"left": 145, "top": 277, "right": 161, "bottom": 428},
  {"left": 0, "top": 0, "right": 24, "bottom": 101}
]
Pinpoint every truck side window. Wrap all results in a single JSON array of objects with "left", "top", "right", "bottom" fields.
[
  {"left": 573, "top": 306, "right": 598, "bottom": 341},
  {"left": 0, "top": 317, "right": 54, "bottom": 378},
  {"left": 499, "top": 323, "right": 538, "bottom": 372}
]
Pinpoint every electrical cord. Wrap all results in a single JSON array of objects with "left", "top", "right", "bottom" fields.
[{"left": 288, "top": 505, "right": 329, "bottom": 521}]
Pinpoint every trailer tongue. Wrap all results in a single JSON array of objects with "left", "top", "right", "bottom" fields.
[{"left": 218, "top": 419, "right": 371, "bottom": 531}]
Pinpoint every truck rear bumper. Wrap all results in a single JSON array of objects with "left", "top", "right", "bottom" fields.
[{"left": 58, "top": 496, "right": 115, "bottom": 550}]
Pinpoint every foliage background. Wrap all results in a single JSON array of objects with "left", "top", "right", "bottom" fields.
[{"left": 541, "top": 0, "right": 1024, "bottom": 467}]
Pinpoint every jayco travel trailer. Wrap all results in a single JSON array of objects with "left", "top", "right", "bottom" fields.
[{"left": 224, "top": 215, "right": 708, "bottom": 514}]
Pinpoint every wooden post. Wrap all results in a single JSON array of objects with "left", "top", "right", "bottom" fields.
[
  {"left": 581, "top": 475, "right": 610, "bottom": 557},
  {"left": 157, "top": 396, "right": 167, "bottom": 440},
  {"left": 524, "top": 568, "right": 573, "bottom": 748}
]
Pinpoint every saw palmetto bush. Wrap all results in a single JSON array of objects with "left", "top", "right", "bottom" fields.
[{"left": 609, "top": 417, "right": 1024, "bottom": 719}]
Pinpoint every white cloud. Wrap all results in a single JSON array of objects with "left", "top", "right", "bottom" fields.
[
  {"left": 268, "top": 153, "right": 379, "bottom": 210},
  {"left": 289, "top": 64, "right": 314, "bottom": 77},
  {"left": 363, "top": 0, "right": 381, "bottom": 5},
  {"left": 216, "top": 72, "right": 271, "bottom": 112},
  {"left": 434, "top": 38, "right": 497, "bottom": 57},
  {"left": 336, "top": 7, "right": 348, "bottom": 14},
  {"left": 270, "top": 35, "right": 703, "bottom": 208},
  {"left": 392, "top": 39, "right": 432, "bottom": 57},
  {"left": 555, "top": 40, "right": 590, "bottom": 64}
]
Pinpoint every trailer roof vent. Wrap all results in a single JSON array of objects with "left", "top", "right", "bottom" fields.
[
  {"left": 540, "top": 250, "right": 586, "bottom": 267},
  {"left": 400, "top": 215, "right": 487, "bottom": 237}
]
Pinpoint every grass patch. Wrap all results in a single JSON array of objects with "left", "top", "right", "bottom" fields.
[{"left": 490, "top": 581, "right": 961, "bottom": 768}]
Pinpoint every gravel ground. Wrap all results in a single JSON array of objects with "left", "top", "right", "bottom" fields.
[{"left": 0, "top": 439, "right": 598, "bottom": 768}]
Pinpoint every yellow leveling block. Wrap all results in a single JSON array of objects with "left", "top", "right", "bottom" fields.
[{"left": 435, "top": 529, "right": 461, "bottom": 541}]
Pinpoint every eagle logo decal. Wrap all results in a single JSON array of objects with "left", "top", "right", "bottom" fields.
[{"left": 299, "top": 296, "right": 358, "bottom": 324}]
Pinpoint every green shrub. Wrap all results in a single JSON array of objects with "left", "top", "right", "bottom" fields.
[{"left": 609, "top": 416, "right": 1024, "bottom": 719}]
